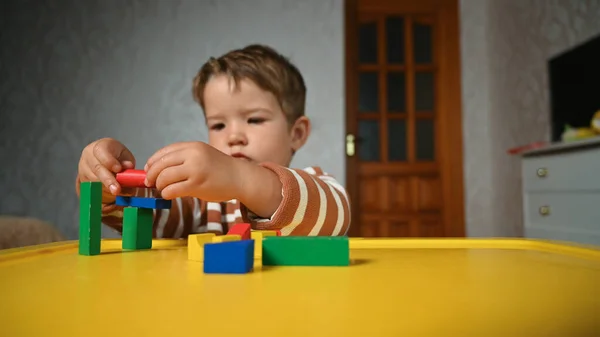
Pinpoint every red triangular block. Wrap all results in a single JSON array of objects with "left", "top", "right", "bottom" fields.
[{"left": 227, "top": 223, "right": 251, "bottom": 240}]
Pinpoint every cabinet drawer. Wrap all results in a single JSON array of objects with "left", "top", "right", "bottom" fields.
[
  {"left": 522, "top": 147, "right": 600, "bottom": 191},
  {"left": 524, "top": 192, "right": 600, "bottom": 233}
]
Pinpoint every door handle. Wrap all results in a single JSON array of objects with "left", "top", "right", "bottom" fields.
[{"left": 346, "top": 134, "right": 355, "bottom": 156}]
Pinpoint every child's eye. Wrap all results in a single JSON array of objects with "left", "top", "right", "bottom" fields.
[
  {"left": 210, "top": 123, "right": 225, "bottom": 131},
  {"left": 248, "top": 118, "right": 265, "bottom": 124}
]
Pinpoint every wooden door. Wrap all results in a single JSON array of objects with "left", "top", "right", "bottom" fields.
[{"left": 344, "top": 0, "right": 465, "bottom": 237}]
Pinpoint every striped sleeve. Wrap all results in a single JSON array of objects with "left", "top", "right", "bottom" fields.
[
  {"left": 100, "top": 187, "right": 208, "bottom": 239},
  {"left": 239, "top": 163, "right": 351, "bottom": 236}
]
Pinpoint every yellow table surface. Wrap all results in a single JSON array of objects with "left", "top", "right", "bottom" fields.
[{"left": 0, "top": 238, "right": 599, "bottom": 337}]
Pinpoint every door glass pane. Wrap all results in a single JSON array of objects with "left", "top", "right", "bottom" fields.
[
  {"left": 388, "top": 120, "right": 407, "bottom": 161},
  {"left": 386, "top": 16, "right": 404, "bottom": 64},
  {"left": 413, "top": 22, "right": 433, "bottom": 64},
  {"left": 358, "top": 120, "right": 380, "bottom": 161},
  {"left": 359, "top": 22, "right": 377, "bottom": 64},
  {"left": 415, "top": 72, "right": 434, "bottom": 112},
  {"left": 416, "top": 119, "right": 435, "bottom": 160},
  {"left": 359, "top": 72, "right": 379, "bottom": 112},
  {"left": 387, "top": 72, "right": 405, "bottom": 113}
]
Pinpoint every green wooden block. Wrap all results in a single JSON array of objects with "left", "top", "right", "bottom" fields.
[
  {"left": 122, "top": 207, "right": 153, "bottom": 250},
  {"left": 79, "top": 181, "right": 102, "bottom": 256},
  {"left": 262, "top": 236, "right": 350, "bottom": 266}
]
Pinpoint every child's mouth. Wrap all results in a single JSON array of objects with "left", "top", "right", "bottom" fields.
[{"left": 232, "top": 153, "right": 251, "bottom": 161}]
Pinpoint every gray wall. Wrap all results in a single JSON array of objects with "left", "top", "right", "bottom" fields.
[
  {"left": 1, "top": 0, "right": 599, "bottom": 239},
  {"left": 0, "top": 0, "right": 344, "bottom": 239},
  {"left": 460, "top": 0, "right": 600, "bottom": 237}
]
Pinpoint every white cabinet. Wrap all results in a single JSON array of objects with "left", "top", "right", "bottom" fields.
[{"left": 521, "top": 138, "right": 600, "bottom": 246}]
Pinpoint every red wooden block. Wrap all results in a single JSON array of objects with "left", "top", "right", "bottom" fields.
[
  {"left": 276, "top": 230, "right": 281, "bottom": 236},
  {"left": 116, "top": 169, "right": 148, "bottom": 188},
  {"left": 227, "top": 223, "right": 251, "bottom": 240}
]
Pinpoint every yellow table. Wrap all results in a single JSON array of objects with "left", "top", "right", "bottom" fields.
[{"left": 0, "top": 238, "right": 599, "bottom": 337}]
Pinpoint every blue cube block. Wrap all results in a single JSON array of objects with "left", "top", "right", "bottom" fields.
[
  {"left": 204, "top": 240, "right": 255, "bottom": 274},
  {"left": 115, "top": 196, "right": 172, "bottom": 209}
]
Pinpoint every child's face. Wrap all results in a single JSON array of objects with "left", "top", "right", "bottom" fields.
[{"left": 202, "top": 75, "right": 309, "bottom": 167}]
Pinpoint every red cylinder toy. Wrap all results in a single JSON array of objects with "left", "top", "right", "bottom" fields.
[{"left": 116, "top": 169, "right": 148, "bottom": 188}]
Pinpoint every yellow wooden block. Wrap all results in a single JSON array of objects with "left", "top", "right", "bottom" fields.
[
  {"left": 187, "top": 233, "right": 216, "bottom": 262},
  {"left": 212, "top": 234, "right": 241, "bottom": 243},
  {"left": 250, "top": 230, "right": 278, "bottom": 258}
]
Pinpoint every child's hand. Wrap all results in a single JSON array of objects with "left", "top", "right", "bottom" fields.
[
  {"left": 77, "top": 138, "right": 136, "bottom": 202},
  {"left": 144, "top": 141, "right": 242, "bottom": 202}
]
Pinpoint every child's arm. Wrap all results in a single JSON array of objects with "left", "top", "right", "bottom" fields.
[{"left": 237, "top": 162, "right": 351, "bottom": 236}]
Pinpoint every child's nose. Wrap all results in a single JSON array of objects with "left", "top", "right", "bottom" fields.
[{"left": 227, "top": 131, "right": 248, "bottom": 147}]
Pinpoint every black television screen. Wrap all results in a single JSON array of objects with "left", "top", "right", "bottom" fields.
[{"left": 548, "top": 34, "right": 600, "bottom": 142}]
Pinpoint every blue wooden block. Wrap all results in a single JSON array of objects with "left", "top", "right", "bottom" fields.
[
  {"left": 204, "top": 240, "right": 255, "bottom": 274},
  {"left": 115, "top": 196, "right": 172, "bottom": 209}
]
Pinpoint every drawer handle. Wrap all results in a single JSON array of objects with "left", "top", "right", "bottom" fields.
[
  {"left": 536, "top": 168, "right": 548, "bottom": 177},
  {"left": 539, "top": 205, "right": 550, "bottom": 216}
]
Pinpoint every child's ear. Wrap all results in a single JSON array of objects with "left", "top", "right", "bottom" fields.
[{"left": 290, "top": 116, "right": 311, "bottom": 151}]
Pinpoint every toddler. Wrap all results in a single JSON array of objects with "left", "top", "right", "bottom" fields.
[{"left": 76, "top": 44, "right": 350, "bottom": 238}]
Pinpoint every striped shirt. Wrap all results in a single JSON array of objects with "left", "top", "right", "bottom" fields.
[{"left": 101, "top": 163, "right": 351, "bottom": 238}]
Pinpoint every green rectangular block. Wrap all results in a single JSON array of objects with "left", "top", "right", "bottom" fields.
[
  {"left": 262, "top": 236, "right": 350, "bottom": 266},
  {"left": 79, "top": 181, "right": 102, "bottom": 256},
  {"left": 122, "top": 207, "right": 153, "bottom": 250}
]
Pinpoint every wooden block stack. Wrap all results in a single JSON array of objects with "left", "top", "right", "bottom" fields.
[{"left": 78, "top": 169, "right": 172, "bottom": 255}]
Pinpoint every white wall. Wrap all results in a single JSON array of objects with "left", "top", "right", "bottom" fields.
[{"left": 0, "top": 0, "right": 344, "bottom": 239}]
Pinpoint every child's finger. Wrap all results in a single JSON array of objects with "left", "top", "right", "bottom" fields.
[
  {"left": 145, "top": 151, "right": 185, "bottom": 187},
  {"left": 145, "top": 142, "right": 193, "bottom": 171},
  {"left": 94, "top": 145, "right": 123, "bottom": 173},
  {"left": 154, "top": 165, "right": 188, "bottom": 192},
  {"left": 115, "top": 148, "right": 136, "bottom": 168},
  {"left": 159, "top": 180, "right": 189, "bottom": 200},
  {"left": 85, "top": 156, "right": 120, "bottom": 195},
  {"left": 122, "top": 161, "right": 135, "bottom": 169}
]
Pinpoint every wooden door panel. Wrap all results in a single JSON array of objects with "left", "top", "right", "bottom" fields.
[
  {"left": 360, "top": 214, "right": 443, "bottom": 237},
  {"left": 359, "top": 176, "right": 411, "bottom": 212},
  {"left": 416, "top": 176, "right": 442, "bottom": 212},
  {"left": 359, "top": 219, "right": 412, "bottom": 237},
  {"left": 359, "top": 174, "right": 442, "bottom": 237},
  {"left": 359, "top": 177, "right": 387, "bottom": 212},
  {"left": 359, "top": 0, "right": 452, "bottom": 13},
  {"left": 359, "top": 162, "right": 437, "bottom": 175},
  {"left": 345, "top": 0, "right": 464, "bottom": 238},
  {"left": 388, "top": 177, "right": 410, "bottom": 212},
  {"left": 361, "top": 175, "right": 442, "bottom": 214},
  {"left": 419, "top": 219, "right": 445, "bottom": 237},
  {"left": 389, "top": 221, "right": 412, "bottom": 237}
]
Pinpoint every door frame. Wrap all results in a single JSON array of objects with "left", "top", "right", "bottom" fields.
[{"left": 344, "top": 0, "right": 466, "bottom": 237}]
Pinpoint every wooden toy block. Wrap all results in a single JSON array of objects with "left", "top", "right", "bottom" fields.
[
  {"left": 250, "top": 230, "right": 278, "bottom": 258},
  {"left": 79, "top": 181, "right": 102, "bottom": 256},
  {"left": 204, "top": 240, "right": 255, "bottom": 274},
  {"left": 115, "top": 196, "right": 172, "bottom": 209},
  {"left": 227, "top": 223, "right": 251, "bottom": 240},
  {"left": 262, "top": 236, "right": 350, "bottom": 266},
  {"left": 122, "top": 207, "right": 154, "bottom": 250},
  {"left": 116, "top": 169, "right": 148, "bottom": 188},
  {"left": 187, "top": 233, "right": 216, "bottom": 262},
  {"left": 212, "top": 234, "right": 241, "bottom": 243}
]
